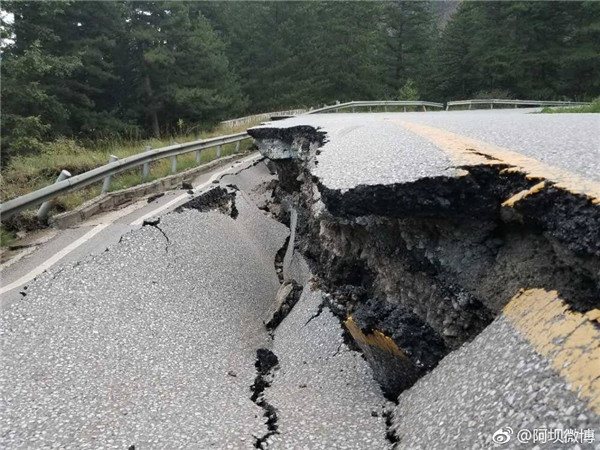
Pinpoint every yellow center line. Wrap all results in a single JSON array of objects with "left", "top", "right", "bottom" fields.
[
  {"left": 503, "top": 289, "right": 600, "bottom": 414},
  {"left": 391, "top": 120, "right": 600, "bottom": 204},
  {"left": 502, "top": 181, "right": 547, "bottom": 208},
  {"left": 344, "top": 316, "right": 406, "bottom": 358}
]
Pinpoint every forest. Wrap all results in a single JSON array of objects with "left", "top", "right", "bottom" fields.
[{"left": 1, "top": 1, "right": 599, "bottom": 160}]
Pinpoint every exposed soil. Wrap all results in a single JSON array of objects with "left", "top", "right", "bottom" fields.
[{"left": 248, "top": 124, "right": 600, "bottom": 400}]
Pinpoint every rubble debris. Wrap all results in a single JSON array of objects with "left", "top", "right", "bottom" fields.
[{"left": 147, "top": 192, "right": 165, "bottom": 203}]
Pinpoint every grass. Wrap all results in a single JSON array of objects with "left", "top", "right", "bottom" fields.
[
  {"left": 1, "top": 120, "right": 258, "bottom": 208},
  {"left": 0, "top": 120, "right": 261, "bottom": 246},
  {"left": 540, "top": 99, "right": 600, "bottom": 114},
  {"left": 0, "top": 228, "right": 16, "bottom": 248}
]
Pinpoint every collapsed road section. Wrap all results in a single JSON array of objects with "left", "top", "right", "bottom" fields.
[
  {"left": 1, "top": 110, "right": 598, "bottom": 449},
  {"left": 0, "top": 156, "right": 392, "bottom": 449},
  {"left": 248, "top": 110, "right": 600, "bottom": 446}
]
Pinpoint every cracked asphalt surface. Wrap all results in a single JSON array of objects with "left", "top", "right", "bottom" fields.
[
  {"left": 251, "top": 109, "right": 599, "bottom": 189},
  {"left": 404, "top": 110, "right": 600, "bottom": 181},
  {"left": 392, "top": 316, "right": 600, "bottom": 450},
  {"left": 2, "top": 110, "right": 598, "bottom": 449},
  {"left": 0, "top": 160, "right": 391, "bottom": 449},
  {"left": 248, "top": 110, "right": 600, "bottom": 448},
  {"left": 1, "top": 162, "right": 289, "bottom": 448},
  {"left": 266, "top": 287, "right": 390, "bottom": 449},
  {"left": 1, "top": 197, "right": 286, "bottom": 448}
]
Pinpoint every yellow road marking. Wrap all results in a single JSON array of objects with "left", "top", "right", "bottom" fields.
[
  {"left": 586, "top": 310, "right": 600, "bottom": 324},
  {"left": 393, "top": 120, "right": 600, "bottom": 204},
  {"left": 502, "top": 181, "right": 547, "bottom": 208},
  {"left": 503, "top": 289, "right": 600, "bottom": 414},
  {"left": 344, "top": 316, "right": 406, "bottom": 358}
]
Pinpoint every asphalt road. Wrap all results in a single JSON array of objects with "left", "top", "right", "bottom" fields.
[
  {"left": 404, "top": 109, "right": 600, "bottom": 181},
  {"left": 0, "top": 156, "right": 392, "bottom": 449},
  {"left": 1, "top": 109, "right": 598, "bottom": 448},
  {"left": 392, "top": 316, "right": 599, "bottom": 450},
  {"left": 247, "top": 109, "right": 600, "bottom": 448},
  {"left": 267, "top": 287, "right": 390, "bottom": 450},
  {"left": 251, "top": 109, "right": 599, "bottom": 190},
  {"left": 0, "top": 154, "right": 263, "bottom": 309},
  {"left": 1, "top": 157, "right": 284, "bottom": 448}
]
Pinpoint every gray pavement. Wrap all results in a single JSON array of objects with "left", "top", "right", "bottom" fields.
[
  {"left": 267, "top": 286, "right": 390, "bottom": 450},
  {"left": 404, "top": 109, "right": 600, "bottom": 181},
  {"left": 392, "top": 316, "right": 600, "bottom": 449},
  {"left": 1, "top": 188, "right": 287, "bottom": 448},
  {"left": 251, "top": 109, "right": 599, "bottom": 190},
  {"left": 0, "top": 155, "right": 261, "bottom": 308},
  {"left": 2, "top": 110, "right": 599, "bottom": 449},
  {"left": 0, "top": 159, "right": 392, "bottom": 449}
]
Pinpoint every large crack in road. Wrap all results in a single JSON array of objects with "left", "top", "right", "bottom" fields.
[
  {"left": 1, "top": 158, "right": 394, "bottom": 449},
  {"left": 1, "top": 112, "right": 598, "bottom": 448},
  {"left": 247, "top": 114, "right": 600, "bottom": 447}
]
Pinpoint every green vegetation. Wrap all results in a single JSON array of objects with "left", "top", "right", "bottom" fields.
[
  {"left": 1, "top": 1, "right": 599, "bottom": 238},
  {"left": 0, "top": 228, "right": 16, "bottom": 248},
  {"left": 0, "top": 120, "right": 255, "bottom": 208},
  {"left": 2, "top": 2, "right": 598, "bottom": 165},
  {"left": 540, "top": 99, "right": 600, "bottom": 114}
]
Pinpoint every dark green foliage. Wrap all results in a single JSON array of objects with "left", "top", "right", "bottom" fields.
[
  {"left": 204, "top": 2, "right": 388, "bottom": 111},
  {"left": 1, "top": 1, "right": 599, "bottom": 162},
  {"left": 433, "top": 1, "right": 600, "bottom": 101},
  {"left": 121, "top": 2, "right": 246, "bottom": 137},
  {"left": 1, "top": 0, "right": 245, "bottom": 156},
  {"left": 382, "top": 1, "right": 437, "bottom": 99}
]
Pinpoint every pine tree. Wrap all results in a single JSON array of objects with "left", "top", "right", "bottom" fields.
[
  {"left": 434, "top": 3, "right": 482, "bottom": 100},
  {"left": 1, "top": 41, "right": 81, "bottom": 158},
  {"left": 259, "top": 2, "right": 388, "bottom": 106},
  {"left": 122, "top": 2, "right": 245, "bottom": 137},
  {"left": 2, "top": 1, "right": 129, "bottom": 140},
  {"left": 382, "top": 1, "right": 437, "bottom": 99}
]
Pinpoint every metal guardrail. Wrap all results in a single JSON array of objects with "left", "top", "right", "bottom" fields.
[
  {"left": 220, "top": 109, "right": 308, "bottom": 128},
  {"left": 0, "top": 100, "right": 445, "bottom": 221},
  {"left": 1, "top": 132, "right": 251, "bottom": 219},
  {"left": 307, "top": 100, "right": 444, "bottom": 114},
  {"left": 1, "top": 98, "right": 583, "bottom": 220},
  {"left": 446, "top": 99, "right": 591, "bottom": 110}
]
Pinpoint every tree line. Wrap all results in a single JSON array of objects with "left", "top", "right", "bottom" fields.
[{"left": 1, "top": 1, "right": 599, "bottom": 160}]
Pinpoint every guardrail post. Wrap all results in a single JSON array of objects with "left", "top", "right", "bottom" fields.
[
  {"left": 235, "top": 141, "right": 240, "bottom": 153},
  {"left": 469, "top": 103, "right": 472, "bottom": 110},
  {"left": 37, "top": 170, "right": 71, "bottom": 221},
  {"left": 423, "top": 105, "right": 427, "bottom": 112},
  {"left": 171, "top": 155, "right": 177, "bottom": 174},
  {"left": 101, "top": 155, "right": 119, "bottom": 194},
  {"left": 490, "top": 103, "right": 494, "bottom": 109},
  {"left": 195, "top": 150, "right": 201, "bottom": 164},
  {"left": 216, "top": 144, "right": 222, "bottom": 157},
  {"left": 351, "top": 106, "right": 356, "bottom": 113},
  {"left": 142, "top": 146, "right": 151, "bottom": 180},
  {"left": 403, "top": 106, "right": 407, "bottom": 112}
]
